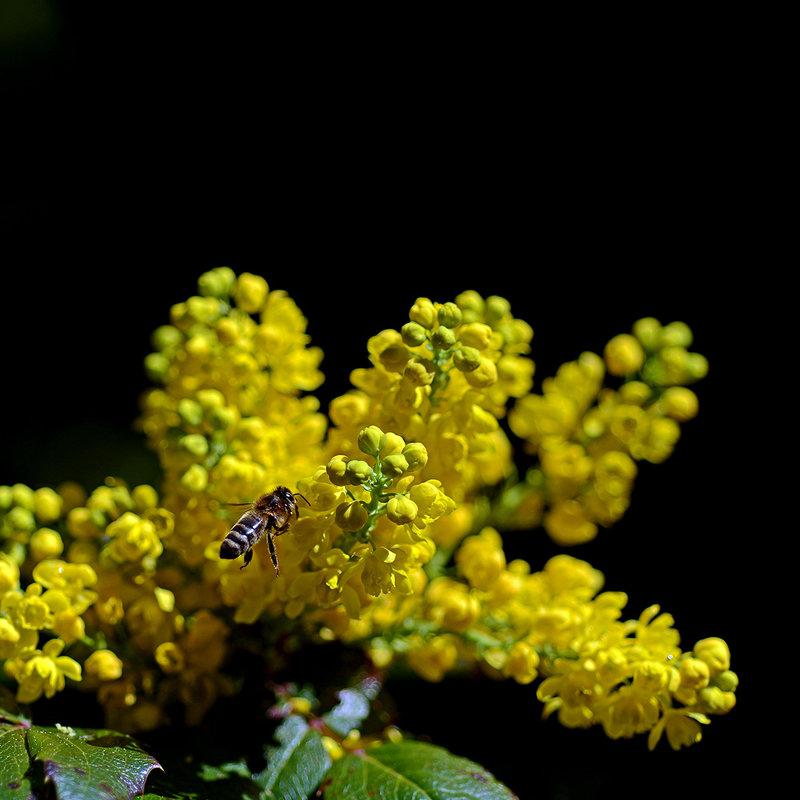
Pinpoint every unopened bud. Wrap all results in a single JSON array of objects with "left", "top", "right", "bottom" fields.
[
  {"left": 401, "top": 322, "right": 428, "bottom": 347},
  {"left": 358, "top": 426, "right": 386, "bottom": 457},
  {"left": 380, "top": 453, "right": 409, "bottom": 479}
]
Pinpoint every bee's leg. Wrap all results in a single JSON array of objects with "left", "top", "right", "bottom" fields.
[
  {"left": 272, "top": 522, "right": 291, "bottom": 537},
  {"left": 265, "top": 531, "right": 280, "bottom": 575},
  {"left": 240, "top": 548, "right": 254, "bottom": 570}
]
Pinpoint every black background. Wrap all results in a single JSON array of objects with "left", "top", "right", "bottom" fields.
[{"left": 1, "top": 3, "right": 776, "bottom": 797}]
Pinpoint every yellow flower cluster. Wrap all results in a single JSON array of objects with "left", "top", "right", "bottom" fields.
[
  {"left": 344, "top": 528, "right": 736, "bottom": 750},
  {"left": 506, "top": 318, "right": 707, "bottom": 545},
  {"left": 326, "top": 292, "right": 534, "bottom": 550},
  {"left": 1, "top": 478, "right": 232, "bottom": 732},
  {"left": 212, "top": 425, "right": 454, "bottom": 626},
  {"left": 1, "top": 270, "right": 736, "bottom": 753},
  {"left": 139, "top": 267, "right": 327, "bottom": 568}
]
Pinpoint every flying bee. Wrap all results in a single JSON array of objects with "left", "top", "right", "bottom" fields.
[{"left": 219, "top": 486, "right": 307, "bottom": 574}]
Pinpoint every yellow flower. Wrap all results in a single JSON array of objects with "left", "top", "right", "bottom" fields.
[
  {"left": 648, "top": 708, "right": 706, "bottom": 751},
  {"left": 692, "top": 637, "right": 730, "bottom": 676},
  {"left": 544, "top": 500, "right": 598, "bottom": 546},
  {"left": 7, "top": 638, "right": 82, "bottom": 703},
  {"left": 29, "top": 528, "right": 64, "bottom": 561},
  {"left": 598, "top": 685, "right": 660, "bottom": 739},
  {"left": 406, "top": 634, "right": 460, "bottom": 681},
  {"left": 233, "top": 272, "right": 269, "bottom": 313},
  {"left": 502, "top": 641, "right": 540, "bottom": 684},
  {"left": 105, "top": 512, "right": 164, "bottom": 564},
  {"left": 455, "top": 528, "right": 506, "bottom": 591},
  {"left": 0, "top": 617, "right": 31, "bottom": 659},
  {"left": 386, "top": 495, "right": 418, "bottom": 526},
  {"left": 0, "top": 553, "right": 20, "bottom": 592},
  {"left": 604, "top": 334, "right": 645, "bottom": 376},
  {"left": 2, "top": 583, "right": 53, "bottom": 630},
  {"left": 425, "top": 578, "right": 480, "bottom": 633},
  {"left": 155, "top": 641, "right": 186, "bottom": 675},
  {"left": 33, "top": 487, "right": 63, "bottom": 523},
  {"left": 84, "top": 649, "right": 124, "bottom": 681}
]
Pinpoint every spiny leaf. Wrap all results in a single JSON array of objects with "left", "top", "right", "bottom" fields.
[
  {"left": 0, "top": 724, "right": 34, "bottom": 800},
  {"left": 254, "top": 715, "right": 331, "bottom": 800},
  {"left": 324, "top": 740, "right": 518, "bottom": 800},
  {"left": 26, "top": 726, "right": 162, "bottom": 800}
]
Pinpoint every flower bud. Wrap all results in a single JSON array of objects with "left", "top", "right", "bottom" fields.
[
  {"left": 181, "top": 464, "right": 209, "bottom": 492},
  {"left": 151, "top": 324, "right": 183, "bottom": 352},
  {"left": 712, "top": 670, "right": 739, "bottom": 692},
  {"left": 409, "top": 298, "right": 436, "bottom": 329},
  {"left": 386, "top": 495, "right": 418, "bottom": 525},
  {"left": 660, "top": 321, "right": 693, "bottom": 348},
  {"left": 326, "top": 456, "right": 351, "bottom": 486},
  {"left": 453, "top": 346, "right": 481, "bottom": 372},
  {"left": 604, "top": 334, "right": 645, "bottom": 376},
  {"left": 84, "top": 649, "right": 124, "bottom": 681},
  {"left": 632, "top": 317, "right": 662, "bottom": 350},
  {"left": 358, "top": 426, "right": 386, "bottom": 457},
  {"left": 485, "top": 295, "right": 511, "bottom": 324},
  {"left": 380, "top": 453, "right": 409, "bottom": 479},
  {"left": 463, "top": 358, "right": 498, "bottom": 388},
  {"left": 29, "top": 528, "right": 64, "bottom": 561},
  {"left": 693, "top": 637, "right": 730, "bottom": 676},
  {"left": 437, "top": 302, "right": 462, "bottom": 328},
  {"left": 345, "top": 460, "right": 373, "bottom": 485},
  {"left": 687, "top": 352, "right": 709, "bottom": 381},
  {"left": 11, "top": 484, "right": 35, "bottom": 510},
  {"left": 383, "top": 432, "right": 406, "bottom": 455},
  {"left": 658, "top": 387, "right": 699, "bottom": 422},
  {"left": 335, "top": 501, "right": 369, "bottom": 531},
  {"left": 401, "top": 321, "right": 428, "bottom": 347},
  {"left": 697, "top": 686, "right": 736, "bottom": 715},
  {"left": 179, "top": 434, "right": 209, "bottom": 457},
  {"left": 401, "top": 442, "right": 428, "bottom": 471},
  {"left": 33, "top": 488, "right": 62, "bottom": 523},
  {"left": 431, "top": 326, "right": 456, "bottom": 350},
  {"left": 459, "top": 322, "right": 493, "bottom": 350},
  {"left": 678, "top": 657, "right": 710, "bottom": 690},
  {"left": 177, "top": 398, "right": 203, "bottom": 427},
  {"left": 404, "top": 360, "right": 435, "bottom": 386},
  {"left": 455, "top": 290, "right": 485, "bottom": 322},
  {"left": 198, "top": 266, "right": 237, "bottom": 298},
  {"left": 144, "top": 352, "right": 170, "bottom": 381},
  {"left": 0, "top": 554, "right": 19, "bottom": 592},
  {"left": 379, "top": 344, "right": 410, "bottom": 373},
  {"left": 7, "top": 506, "right": 36, "bottom": 533},
  {"left": 132, "top": 485, "right": 159, "bottom": 511},
  {"left": 0, "top": 486, "right": 13, "bottom": 510},
  {"left": 234, "top": 272, "right": 269, "bottom": 313}
]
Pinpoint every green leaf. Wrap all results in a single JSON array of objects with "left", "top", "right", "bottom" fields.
[
  {"left": 26, "top": 726, "right": 162, "bottom": 800},
  {"left": 254, "top": 715, "right": 331, "bottom": 800},
  {"left": 0, "top": 723, "right": 34, "bottom": 800},
  {"left": 324, "top": 741, "right": 519, "bottom": 800}
]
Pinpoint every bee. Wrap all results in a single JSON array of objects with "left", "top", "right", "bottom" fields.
[{"left": 219, "top": 486, "right": 307, "bottom": 574}]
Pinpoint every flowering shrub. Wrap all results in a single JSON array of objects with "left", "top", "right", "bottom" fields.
[{"left": 0, "top": 269, "right": 736, "bottom": 798}]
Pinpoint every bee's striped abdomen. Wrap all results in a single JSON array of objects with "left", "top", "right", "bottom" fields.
[{"left": 220, "top": 511, "right": 265, "bottom": 559}]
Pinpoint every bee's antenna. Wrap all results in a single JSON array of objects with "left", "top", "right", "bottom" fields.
[{"left": 293, "top": 492, "right": 310, "bottom": 507}]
